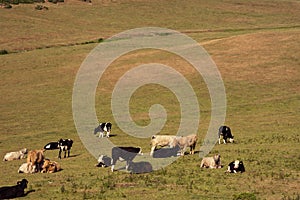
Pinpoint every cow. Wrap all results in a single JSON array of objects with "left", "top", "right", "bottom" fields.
[
  {"left": 94, "top": 122, "right": 112, "bottom": 138},
  {"left": 111, "top": 146, "right": 142, "bottom": 172},
  {"left": 95, "top": 155, "right": 111, "bottom": 168},
  {"left": 18, "top": 163, "right": 37, "bottom": 174},
  {"left": 0, "top": 179, "right": 28, "bottom": 199},
  {"left": 226, "top": 160, "right": 245, "bottom": 173},
  {"left": 176, "top": 134, "right": 198, "bottom": 156},
  {"left": 41, "top": 159, "right": 61, "bottom": 173},
  {"left": 200, "top": 154, "right": 222, "bottom": 169},
  {"left": 27, "top": 149, "right": 45, "bottom": 172},
  {"left": 43, "top": 142, "right": 59, "bottom": 150},
  {"left": 150, "top": 135, "right": 178, "bottom": 156},
  {"left": 128, "top": 161, "right": 153, "bottom": 174},
  {"left": 218, "top": 125, "right": 234, "bottom": 144},
  {"left": 3, "top": 148, "right": 28, "bottom": 161},
  {"left": 58, "top": 139, "right": 73, "bottom": 159}
]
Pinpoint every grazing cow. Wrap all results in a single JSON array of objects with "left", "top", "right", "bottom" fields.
[
  {"left": 0, "top": 179, "right": 28, "bottom": 199},
  {"left": 58, "top": 139, "right": 73, "bottom": 159},
  {"left": 111, "top": 146, "right": 142, "bottom": 172},
  {"left": 226, "top": 160, "right": 245, "bottom": 173},
  {"left": 3, "top": 148, "right": 28, "bottom": 161},
  {"left": 18, "top": 163, "right": 37, "bottom": 174},
  {"left": 41, "top": 159, "right": 61, "bottom": 173},
  {"left": 200, "top": 154, "right": 222, "bottom": 169},
  {"left": 150, "top": 135, "right": 178, "bottom": 156},
  {"left": 95, "top": 155, "right": 111, "bottom": 168},
  {"left": 128, "top": 161, "right": 153, "bottom": 174},
  {"left": 27, "top": 149, "right": 45, "bottom": 172},
  {"left": 176, "top": 134, "right": 198, "bottom": 156},
  {"left": 94, "top": 122, "right": 112, "bottom": 138},
  {"left": 218, "top": 125, "right": 234, "bottom": 144}
]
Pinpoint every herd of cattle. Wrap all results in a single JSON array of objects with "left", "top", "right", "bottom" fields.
[
  {"left": 94, "top": 123, "right": 245, "bottom": 174},
  {"left": 0, "top": 124, "right": 245, "bottom": 198}
]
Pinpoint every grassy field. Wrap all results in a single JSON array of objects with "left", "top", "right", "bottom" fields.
[{"left": 0, "top": 0, "right": 300, "bottom": 199}]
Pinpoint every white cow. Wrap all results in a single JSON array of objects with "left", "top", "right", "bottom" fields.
[
  {"left": 150, "top": 135, "right": 178, "bottom": 156},
  {"left": 3, "top": 148, "right": 28, "bottom": 161}
]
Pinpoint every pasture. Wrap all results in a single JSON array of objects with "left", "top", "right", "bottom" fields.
[{"left": 0, "top": 0, "right": 299, "bottom": 199}]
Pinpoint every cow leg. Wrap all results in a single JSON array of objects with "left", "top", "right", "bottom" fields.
[
  {"left": 58, "top": 149, "right": 62, "bottom": 159},
  {"left": 67, "top": 149, "right": 70, "bottom": 157},
  {"left": 150, "top": 146, "right": 156, "bottom": 156},
  {"left": 106, "top": 131, "right": 110, "bottom": 138},
  {"left": 223, "top": 138, "right": 226, "bottom": 144},
  {"left": 99, "top": 132, "right": 104, "bottom": 138},
  {"left": 64, "top": 150, "right": 67, "bottom": 158},
  {"left": 218, "top": 138, "right": 221, "bottom": 144}
]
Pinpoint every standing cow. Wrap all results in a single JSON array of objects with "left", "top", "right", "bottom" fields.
[
  {"left": 111, "top": 146, "right": 142, "bottom": 172},
  {"left": 58, "top": 139, "right": 73, "bottom": 159},
  {"left": 176, "top": 134, "right": 198, "bottom": 156},
  {"left": 27, "top": 149, "right": 45, "bottom": 173},
  {"left": 150, "top": 135, "right": 178, "bottom": 156},
  {"left": 218, "top": 125, "right": 234, "bottom": 144},
  {"left": 94, "top": 122, "right": 112, "bottom": 138}
]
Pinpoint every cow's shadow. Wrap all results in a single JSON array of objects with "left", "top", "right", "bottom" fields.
[{"left": 152, "top": 146, "right": 180, "bottom": 158}]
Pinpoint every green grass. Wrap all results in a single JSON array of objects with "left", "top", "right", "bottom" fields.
[{"left": 0, "top": 0, "right": 300, "bottom": 199}]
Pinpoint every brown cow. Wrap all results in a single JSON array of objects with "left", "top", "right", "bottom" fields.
[
  {"left": 200, "top": 154, "right": 222, "bottom": 169},
  {"left": 27, "top": 149, "right": 45, "bottom": 173},
  {"left": 176, "top": 134, "right": 198, "bottom": 156},
  {"left": 41, "top": 159, "right": 61, "bottom": 173}
]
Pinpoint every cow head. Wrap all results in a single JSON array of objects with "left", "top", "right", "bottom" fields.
[{"left": 17, "top": 179, "right": 28, "bottom": 189}]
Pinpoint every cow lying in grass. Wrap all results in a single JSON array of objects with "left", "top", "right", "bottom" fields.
[
  {"left": 226, "top": 160, "right": 245, "bottom": 173},
  {"left": 94, "top": 122, "right": 112, "bottom": 138},
  {"left": 218, "top": 125, "right": 234, "bottom": 144},
  {"left": 18, "top": 163, "right": 37, "bottom": 173},
  {"left": 176, "top": 134, "right": 198, "bottom": 156},
  {"left": 41, "top": 159, "right": 61, "bottom": 173},
  {"left": 3, "top": 148, "right": 28, "bottom": 161},
  {"left": 150, "top": 135, "right": 178, "bottom": 156},
  {"left": 27, "top": 149, "right": 45, "bottom": 173},
  {"left": 0, "top": 179, "right": 28, "bottom": 199},
  {"left": 200, "top": 154, "right": 222, "bottom": 169},
  {"left": 111, "top": 146, "right": 142, "bottom": 172}
]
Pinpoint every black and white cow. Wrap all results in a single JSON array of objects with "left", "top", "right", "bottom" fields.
[
  {"left": 111, "top": 146, "right": 142, "bottom": 172},
  {"left": 44, "top": 142, "right": 60, "bottom": 150},
  {"left": 94, "top": 122, "right": 112, "bottom": 138},
  {"left": 226, "top": 160, "right": 245, "bottom": 173},
  {"left": 218, "top": 125, "right": 234, "bottom": 144},
  {"left": 95, "top": 155, "right": 112, "bottom": 168},
  {"left": 58, "top": 139, "right": 73, "bottom": 159}
]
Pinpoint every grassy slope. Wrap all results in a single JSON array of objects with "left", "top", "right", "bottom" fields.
[{"left": 0, "top": 0, "right": 299, "bottom": 199}]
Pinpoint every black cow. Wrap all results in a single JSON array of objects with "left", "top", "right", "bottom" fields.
[
  {"left": 0, "top": 179, "right": 28, "bottom": 199},
  {"left": 226, "top": 160, "right": 245, "bottom": 173},
  {"left": 218, "top": 125, "right": 234, "bottom": 144},
  {"left": 58, "top": 139, "right": 73, "bottom": 159},
  {"left": 94, "top": 122, "right": 112, "bottom": 138},
  {"left": 111, "top": 146, "right": 142, "bottom": 172}
]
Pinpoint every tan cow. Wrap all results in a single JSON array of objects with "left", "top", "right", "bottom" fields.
[
  {"left": 176, "top": 134, "right": 198, "bottom": 156},
  {"left": 41, "top": 159, "right": 61, "bottom": 173},
  {"left": 200, "top": 154, "right": 221, "bottom": 169},
  {"left": 27, "top": 149, "right": 45, "bottom": 172},
  {"left": 150, "top": 135, "right": 178, "bottom": 156}
]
